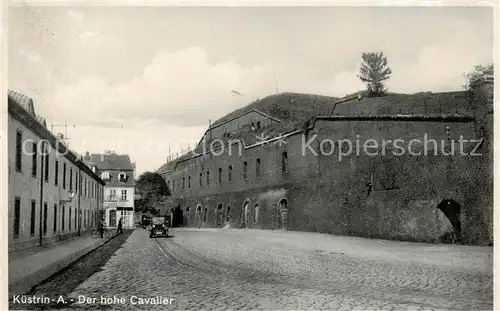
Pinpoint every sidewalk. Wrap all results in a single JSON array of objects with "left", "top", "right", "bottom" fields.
[{"left": 9, "top": 232, "right": 117, "bottom": 296}]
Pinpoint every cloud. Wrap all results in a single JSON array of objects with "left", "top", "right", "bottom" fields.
[
  {"left": 19, "top": 49, "right": 41, "bottom": 63},
  {"left": 50, "top": 33, "right": 491, "bottom": 130},
  {"left": 52, "top": 46, "right": 269, "bottom": 127},
  {"left": 68, "top": 9, "right": 83, "bottom": 21},
  {"left": 78, "top": 31, "right": 94, "bottom": 41}
]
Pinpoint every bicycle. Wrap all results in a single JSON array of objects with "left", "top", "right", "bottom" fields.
[{"left": 91, "top": 226, "right": 113, "bottom": 238}]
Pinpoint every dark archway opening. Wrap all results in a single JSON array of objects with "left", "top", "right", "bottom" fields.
[
  {"left": 196, "top": 205, "right": 202, "bottom": 228},
  {"left": 278, "top": 199, "right": 288, "bottom": 230},
  {"left": 437, "top": 199, "right": 462, "bottom": 243},
  {"left": 226, "top": 206, "right": 231, "bottom": 222},
  {"left": 216, "top": 204, "right": 223, "bottom": 227},
  {"left": 243, "top": 202, "right": 249, "bottom": 228},
  {"left": 172, "top": 205, "right": 183, "bottom": 227}
]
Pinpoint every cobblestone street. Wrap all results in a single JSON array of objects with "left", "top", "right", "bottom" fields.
[{"left": 49, "top": 228, "right": 492, "bottom": 311}]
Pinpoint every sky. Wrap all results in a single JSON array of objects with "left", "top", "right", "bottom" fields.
[{"left": 8, "top": 5, "right": 494, "bottom": 176}]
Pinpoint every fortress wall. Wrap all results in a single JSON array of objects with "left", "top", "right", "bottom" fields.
[
  {"left": 162, "top": 88, "right": 493, "bottom": 245},
  {"left": 333, "top": 92, "right": 472, "bottom": 116}
]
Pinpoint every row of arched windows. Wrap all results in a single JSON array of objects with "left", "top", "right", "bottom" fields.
[{"left": 167, "top": 152, "right": 289, "bottom": 194}]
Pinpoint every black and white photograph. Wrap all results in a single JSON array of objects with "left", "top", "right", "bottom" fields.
[{"left": 4, "top": 2, "right": 496, "bottom": 310}]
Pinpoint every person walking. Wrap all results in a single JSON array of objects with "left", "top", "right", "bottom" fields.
[
  {"left": 99, "top": 218, "right": 105, "bottom": 238},
  {"left": 117, "top": 217, "right": 123, "bottom": 235}
]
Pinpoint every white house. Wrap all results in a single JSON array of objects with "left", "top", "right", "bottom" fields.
[{"left": 84, "top": 151, "right": 135, "bottom": 229}]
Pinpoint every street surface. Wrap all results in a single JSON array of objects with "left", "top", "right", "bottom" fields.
[{"left": 59, "top": 228, "right": 492, "bottom": 310}]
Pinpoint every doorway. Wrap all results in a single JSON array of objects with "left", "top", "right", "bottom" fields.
[
  {"left": 243, "top": 202, "right": 249, "bottom": 228},
  {"left": 109, "top": 210, "right": 117, "bottom": 227},
  {"left": 279, "top": 199, "right": 288, "bottom": 230},
  {"left": 216, "top": 204, "right": 223, "bottom": 227},
  {"left": 437, "top": 200, "right": 462, "bottom": 243}
]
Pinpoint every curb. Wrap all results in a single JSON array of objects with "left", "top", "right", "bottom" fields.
[{"left": 9, "top": 232, "right": 125, "bottom": 297}]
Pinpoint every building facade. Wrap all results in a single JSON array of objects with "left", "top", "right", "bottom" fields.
[
  {"left": 8, "top": 90, "right": 106, "bottom": 253},
  {"left": 158, "top": 78, "right": 493, "bottom": 246},
  {"left": 85, "top": 152, "right": 135, "bottom": 229}
]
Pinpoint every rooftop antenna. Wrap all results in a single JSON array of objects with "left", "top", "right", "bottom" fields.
[{"left": 51, "top": 120, "right": 70, "bottom": 147}]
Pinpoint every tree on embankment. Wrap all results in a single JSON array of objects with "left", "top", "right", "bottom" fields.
[{"left": 357, "top": 52, "right": 392, "bottom": 97}]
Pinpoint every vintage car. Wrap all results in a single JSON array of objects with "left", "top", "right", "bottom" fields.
[{"left": 149, "top": 217, "right": 169, "bottom": 238}]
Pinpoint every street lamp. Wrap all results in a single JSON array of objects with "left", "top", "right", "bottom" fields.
[{"left": 60, "top": 190, "right": 76, "bottom": 204}]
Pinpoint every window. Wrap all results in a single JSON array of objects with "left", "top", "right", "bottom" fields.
[
  {"left": 218, "top": 168, "right": 222, "bottom": 183},
  {"left": 188, "top": 176, "right": 191, "bottom": 188},
  {"left": 172, "top": 180, "right": 176, "bottom": 192},
  {"left": 62, "top": 206, "right": 65, "bottom": 231},
  {"left": 243, "top": 162, "right": 248, "bottom": 180},
  {"left": 256, "top": 121, "right": 261, "bottom": 129},
  {"left": 203, "top": 207, "right": 208, "bottom": 222},
  {"left": 282, "top": 152, "right": 288, "bottom": 175},
  {"left": 43, "top": 203, "right": 48, "bottom": 235},
  {"left": 55, "top": 161, "right": 59, "bottom": 186},
  {"left": 254, "top": 204, "right": 259, "bottom": 223},
  {"left": 14, "top": 198, "right": 21, "bottom": 238},
  {"left": 30, "top": 200, "right": 36, "bottom": 236},
  {"left": 15, "top": 131, "right": 22, "bottom": 172},
  {"left": 118, "top": 172, "right": 127, "bottom": 183},
  {"left": 53, "top": 204, "right": 57, "bottom": 233},
  {"left": 69, "top": 207, "right": 72, "bottom": 230},
  {"left": 75, "top": 209, "right": 77, "bottom": 228},
  {"left": 75, "top": 174, "right": 78, "bottom": 193},
  {"left": 110, "top": 189, "right": 116, "bottom": 200},
  {"left": 84, "top": 178, "right": 87, "bottom": 197},
  {"left": 70, "top": 168, "right": 73, "bottom": 191},
  {"left": 101, "top": 172, "right": 110, "bottom": 180},
  {"left": 182, "top": 177, "right": 185, "bottom": 189},
  {"left": 44, "top": 149, "right": 49, "bottom": 182},
  {"left": 63, "top": 163, "right": 67, "bottom": 189},
  {"left": 256, "top": 158, "right": 261, "bottom": 179},
  {"left": 228, "top": 166, "right": 232, "bottom": 182},
  {"left": 206, "top": 171, "right": 210, "bottom": 185},
  {"left": 199, "top": 173, "right": 202, "bottom": 186},
  {"left": 31, "top": 141, "right": 37, "bottom": 177},
  {"left": 121, "top": 190, "right": 127, "bottom": 201}
]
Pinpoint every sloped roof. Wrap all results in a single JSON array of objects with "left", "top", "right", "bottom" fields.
[
  {"left": 91, "top": 153, "right": 134, "bottom": 171},
  {"left": 8, "top": 89, "right": 47, "bottom": 128},
  {"left": 211, "top": 92, "right": 339, "bottom": 128},
  {"left": 156, "top": 90, "right": 474, "bottom": 174}
]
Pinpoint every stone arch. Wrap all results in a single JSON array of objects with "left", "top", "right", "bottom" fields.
[
  {"left": 436, "top": 199, "right": 462, "bottom": 243},
  {"left": 243, "top": 201, "right": 250, "bottom": 228},
  {"left": 173, "top": 205, "right": 183, "bottom": 227},
  {"left": 226, "top": 206, "right": 231, "bottom": 222},
  {"left": 196, "top": 205, "right": 202, "bottom": 228},
  {"left": 203, "top": 207, "right": 208, "bottom": 224},
  {"left": 216, "top": 204, "right": 223, "bottom": 227},
  {"left": 277, "top": 198, "right": 288, "bottom": 230}
]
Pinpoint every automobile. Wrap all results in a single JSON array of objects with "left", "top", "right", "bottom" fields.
[{"left": 149, "top": 216, "right": 169, "bottom": 238}]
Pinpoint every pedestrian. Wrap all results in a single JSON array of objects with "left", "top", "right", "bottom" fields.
[
  {"left": 117, "top": 217, "right": 123, "bottom": 235},
  {"left": 99, "top": 218, "right": 105, "bottom": 238}
]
